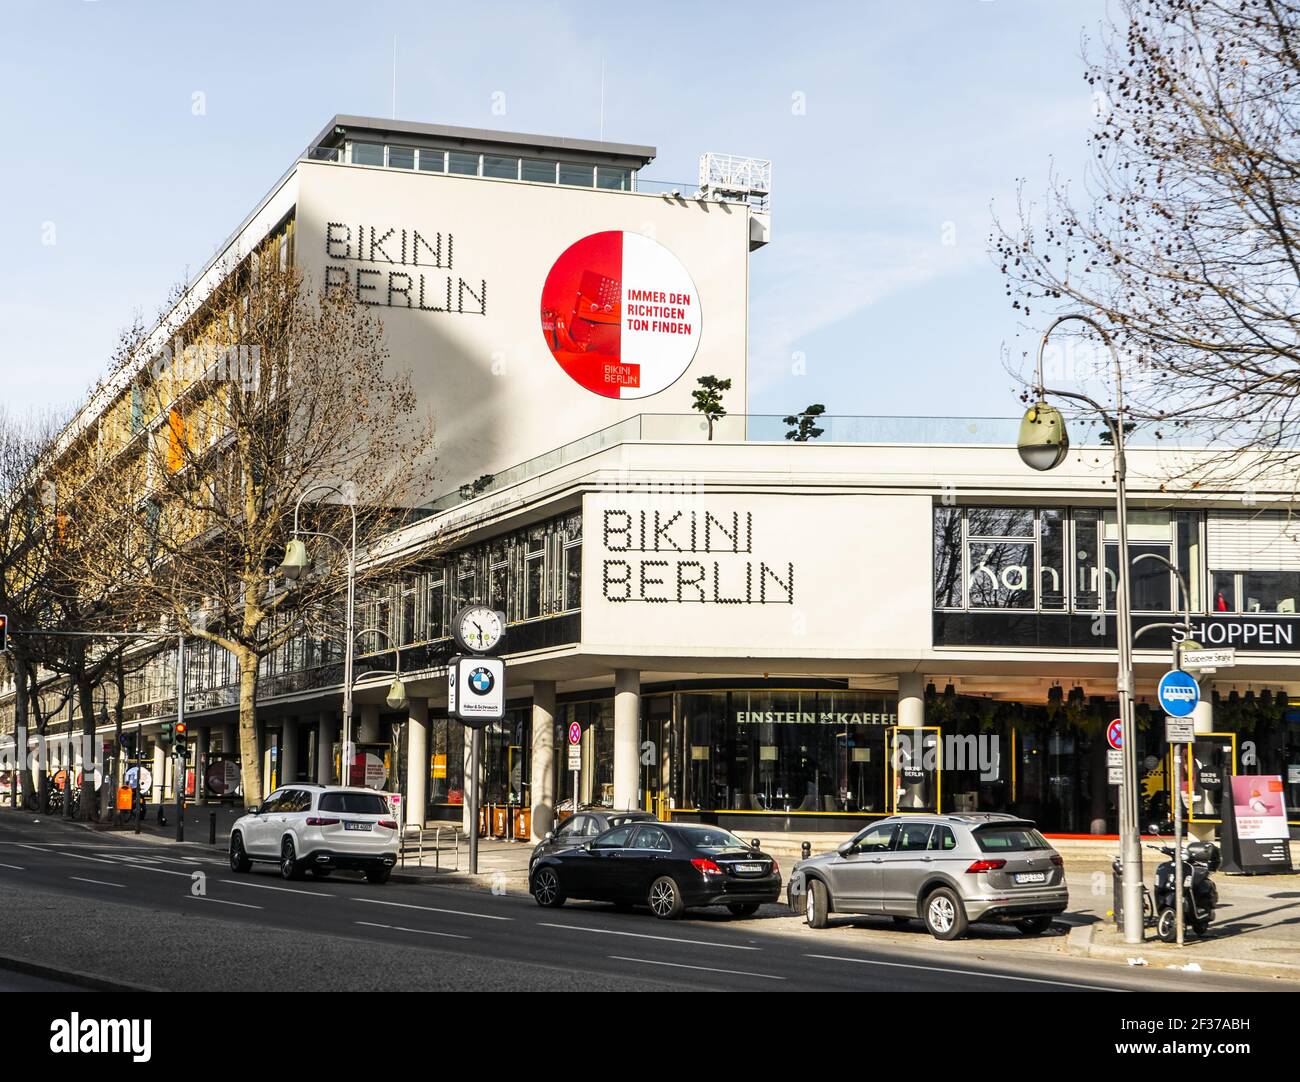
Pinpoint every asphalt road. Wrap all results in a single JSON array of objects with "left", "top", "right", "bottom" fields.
[{"left": 0, "top": 814, "right": 1282, "bottom": 993}]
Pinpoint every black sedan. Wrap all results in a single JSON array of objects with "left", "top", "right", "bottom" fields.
[
  {"left": 529, "top": 821, "right": 782, "bottom": 920},
  {"left": 529, "top": 808, "right": 656, "bottom": 868}
]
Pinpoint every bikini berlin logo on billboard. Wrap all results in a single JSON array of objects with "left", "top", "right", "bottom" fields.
[{"left": 540, "top": 230, "right": 702, "bottom": 399}]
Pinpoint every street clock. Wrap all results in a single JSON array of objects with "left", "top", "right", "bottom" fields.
[{"left": 451, "top": 605, "right": 505, "bottom": 654}]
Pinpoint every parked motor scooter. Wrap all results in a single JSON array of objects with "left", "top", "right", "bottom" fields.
[{"left": 1148, "top": 830, "right": 1220, "bottom": 942}]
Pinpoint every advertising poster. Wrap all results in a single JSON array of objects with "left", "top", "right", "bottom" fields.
[
  {"left": 1221, "top": 775, "right": 1293, "bottom": 874},
  {"left": 540, "top": 230, "right": 701, "bottom": 400}
]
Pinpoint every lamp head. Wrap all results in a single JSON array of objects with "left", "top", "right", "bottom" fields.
[
  {"left": 1017, "top": 401, "right": 1070, "bottom": 471},
  {"left": 385, "top": 677, "right": 408, "bottom": 711},
  {"left": 280, "top": 538, "right": 310, "bottom": 581}
]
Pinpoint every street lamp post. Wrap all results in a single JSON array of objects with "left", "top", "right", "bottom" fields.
[
  {"left": 281, "top": 486, "right": 357, "bottom": 788},
  {"left": 1017, "top": 313, "right": 1145, "bottom": 945}
]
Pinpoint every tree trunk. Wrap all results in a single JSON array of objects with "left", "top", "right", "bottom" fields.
[
  {"left": 12, "top": 646, "right": 30, "bottom": 809},
  {"left": 76, "top": 673, "right": 97, "bottom": 821},
  {"left": 237, "top": 649, "right": 263, "bottom": 808}
]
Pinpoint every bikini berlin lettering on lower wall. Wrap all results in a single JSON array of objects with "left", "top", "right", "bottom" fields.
[{"left": 599, "top": 508, "right": 794, "bottom": 605}]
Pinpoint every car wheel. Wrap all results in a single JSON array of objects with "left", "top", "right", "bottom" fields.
[
  {"left": 1016, "top": 915, "right": 1053, "bottom": 936},
  {"left": 726, "top": 902, "right": 760, "bottom": 918},
  {"left": 805, "top": 878, "right": 829, "bottom": 929},
  {"left": 229, "top": 833, "right": 251, "bottom": 874},
  {"left": 1157, "top": 907, "right": 1177, "bottom": 942},
  {"left": 364, "top": 866, "right": 391, "bottom": 885},
  {"left": 648, "top": 875, "right": 685, "bottom": 920},
  {"left": 532, "top": 866, "right": 566, "bottom": 908},
  {"left": 923, "top": 887, "right": 968, "bottom": 940},
  {"left": 280, "top": 838, "right": 302, "bottom": 881}
]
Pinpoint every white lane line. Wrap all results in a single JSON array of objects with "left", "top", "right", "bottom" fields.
[
  {"left": 185, "top": 896, "right": 263, "bottom": 910},
  {"left": 70, "top": 876, "right": 125, "bottom": 889},
  {"left": 538, "top": 922, "right": 760, "bottom": 951},
  {"left": 65, "top": 852, "right": 124, "bottom": 865},
  {"left": 350, "top": 897, "right": 512, "bottom": 922},
  {"left": 220, "top": 879, "right": 329, "bottom": 897},
  {"left": 0, "top": 863, "right": 25, "bottom": 870},
  {"left": 120, "top": 865, "right": 193, "bottom": 878},
  {"left": 608, "top": 955, "right": 786, "bottom": 981},
  {"left": 804, "top": 954, "right": 1122, "bottom": 991},
  {"left": 355, "top": 921, "right": 470, "bottom": 941},
  {"left": 16, "top": 844, "right": 52, "bottom": 853}
]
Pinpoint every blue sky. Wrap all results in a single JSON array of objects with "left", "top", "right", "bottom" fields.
[{"left": 2, "top": 0, "right": 1105, "bottom": 421}]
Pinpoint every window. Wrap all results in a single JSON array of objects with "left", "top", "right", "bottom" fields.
[
  {"left": 448, "top": 151, "right": 479, "bottom": 175},
  {"left": 631, "top": 825, "right": 672, "bottom": 851},
  {"left": 482, "top": 154, "right": 519, "bottom": 179},
  {"left": 596, "top": 166, "right": 630, "bottom": 191},
  {"left": 418, "top": 148, "right": 446, "bottom": 172},
  {"left": 524, "top": 530, "right": 545, "bottom": 619},
  {"left": 933, "top": 505, "right": 963, "bottom": 608},
  {"left": 967, "top": 540, "right": 1035, "bottom": 609},
  {"left": 897, "top": 822, "right": 934, "bottom": 851},
  {"left": 852, "top": 823, "right": 898, "bottom": 853},
  {"left": 592, "top": 824, "right": 635, "bottom": 849},
  {"left": 351, "top": 142, "right": 384, "bottom": 166},
  {"left": 522, "top": 158, "right": 558, "bottom": 183},
  {"left": 974, "top": 826, "right": 1050, "bottom": 852},
  {"left": 563, "top": 541, "right": 582, "bottom": 610},
  {"left": 388, "top": 145, "right": 415, "bottom": 169},
  {"left": 1212, "top": 570, "right": 1300, "bottom": 613},
  {"left": 928, "top": 826, "right": 957, "bottom": 851},
  {"left": 559, "top": 162, "right": 594, "bottom": 186},
  {"left": 318, "top": 792, "right": 389, "bottom": 814}
]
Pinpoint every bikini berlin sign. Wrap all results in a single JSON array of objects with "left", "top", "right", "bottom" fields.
[{"left": 1157, "top": 669, "right": 1200, "bottom": 719}]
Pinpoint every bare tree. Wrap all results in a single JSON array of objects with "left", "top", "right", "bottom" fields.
[
  {"left": 995, "top": 0, "right": 1300, "bottom": 485},
  {"left": 75, "top": 256, "right": 435, "bottom": 806}
]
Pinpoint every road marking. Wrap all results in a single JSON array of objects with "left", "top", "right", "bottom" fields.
[
  {"left": 351, "top": 897, "right": 512, "bottom": 921},
  {"left": 538, "top": 922, "right": 760, "bottom": 951},
  {"left": 65, "top": 852, "right": 124, "bottom": 865},
  {"left": 120, "top": 865, "right": 193, "bottom": 878},
  {"left": 803, "top": 954, "right": 1121, "bottom": 991},
  {"left": 608, "top": 955, "right": 785, "bottom": 981},
  {"left": 70, "top": 876, "right": 125, "bottom": 889},
  {"left": 220, "top": 879, "right": 329, "bottom": 897},
  {"left": 0, "top": 863, "right": 25, "bottom": 871},
  {"left": 355, "top": 921, "right": 470, "bottom": 941},
  {"left": 185, "top": 896, "right": 263, "bottom": 910},
  {"left": 16, "top": 844, "right": 51, "bottom": 853}
]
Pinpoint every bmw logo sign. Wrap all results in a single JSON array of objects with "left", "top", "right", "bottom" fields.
[{"left": 468, "top": 667, "right": 495, "bottom": 696}]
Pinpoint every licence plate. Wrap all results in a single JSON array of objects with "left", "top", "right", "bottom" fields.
[
  {"left": 343, "top": 821, "right": 372, "bottom": 832},
  {"left": 735, "top": 862, "right": 764, "bottom": 873},
  {"left": 1014, "top": 871, "right": 1046, "bottom": 884}
]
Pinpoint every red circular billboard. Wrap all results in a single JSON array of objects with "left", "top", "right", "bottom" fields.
[{"left": 540, "top": 230, "right": 702, "bottom": 399}]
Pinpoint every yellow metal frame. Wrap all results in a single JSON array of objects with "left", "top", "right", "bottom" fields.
[
  {"left": 1171, "top": 731, "right": 1238, "bottom": 826},
  {"left": 886, "top": 725, "right": 942, "bottom": 814}
]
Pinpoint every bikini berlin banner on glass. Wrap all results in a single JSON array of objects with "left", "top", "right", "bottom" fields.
[
  {"left": 1221, "top": 775, "right": 1293, "bottom": 873},
  {"left": 540, "top": 230, "right": 702, "bottom": 399}
]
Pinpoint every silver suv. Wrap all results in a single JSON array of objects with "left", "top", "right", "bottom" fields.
[{"left": 787, "top": 813, "right": 1067, "bottom": 940}]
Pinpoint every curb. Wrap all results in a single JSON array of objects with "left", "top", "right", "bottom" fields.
[
  {"left": 0, "top": 954, "right": 163, "bottom": 993},
  {"left": 1066, "top": 923, "right": 1300, "bottom": 982}
]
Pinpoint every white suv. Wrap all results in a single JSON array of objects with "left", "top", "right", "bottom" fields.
[{"left": 229, "top": 785, "right": 399, "bottom": 884}]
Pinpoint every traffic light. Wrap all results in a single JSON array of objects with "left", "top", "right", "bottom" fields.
[
  {"left": 159, "top": 721, "right": 174, "bottom": 749},
  {"left": 174, "top": 721, "right": 188, "bottom": 757},
  {"left": 0, "top": 613, "right": 7, "bottom": 652}
]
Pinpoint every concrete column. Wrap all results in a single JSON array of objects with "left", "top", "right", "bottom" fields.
[
  {"left": 530, "top": 681, "right": 556, "bottom": 841},
  {"left": 195, "top": 727, "right": 210, "bottom": 801},
  {"left": 1189, "top": 693, "right": 1217, "bottom": 841},
  {"left": 221, "top": 723, "right": 236, "bottom": 758},
  {"left": 152, "top": 740, "right": 167, "bottom": 803},
  {"left": 358, "top": 704, "right": 380, "bottom": 744},
  {"left": 280, "top": 718, "right": 299, "bottom": 786},
  {"left": 613, "top": 669, "right": 640, "bottom": 811},
  {"left": 406, "top": 699, "right": 429, "bottom": 828},
  {"left": 316, "top": 712, "right": 337, "bottom": 785},
  {"left": 897, "top": 672, "right": 925, "bottom": 727}
]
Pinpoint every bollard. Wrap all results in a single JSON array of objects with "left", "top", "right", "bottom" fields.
[
  {"left": 209, "top": 812, "right": 217, "bottom": 846},
  {"left": 801, "top": 841, "right": 811, "bottom": 860},
  {"left": 751, "top": 838, "right": 761, "bottom": 851}
]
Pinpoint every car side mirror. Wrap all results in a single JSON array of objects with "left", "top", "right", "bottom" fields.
[
  {"left": 836, "top": 841, "right": 854, "bottom": 857},
  {"left": 582, "top": 841, "right": 593, "bottom": 850},
  {"left": 543, "top": 831, "right": 554, "bottom": 842}
]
